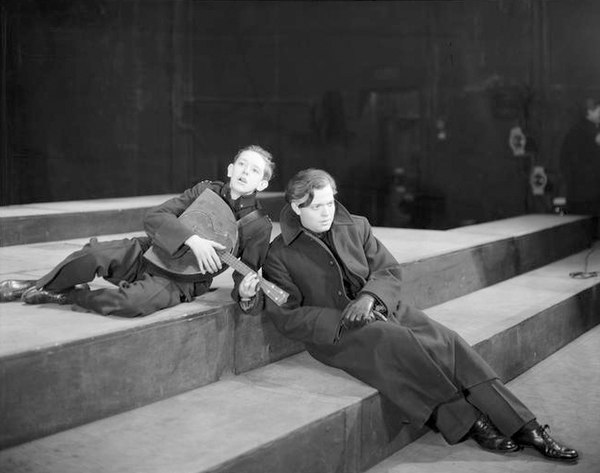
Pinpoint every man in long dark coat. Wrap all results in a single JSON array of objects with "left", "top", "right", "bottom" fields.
[{"left": 250, "top": 168, "right": 578, "bottom": 463}]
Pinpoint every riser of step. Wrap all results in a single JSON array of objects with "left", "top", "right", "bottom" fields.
[
  {"left": 0, "top": 193, "right": 286, "bottom": 246},
  {"left": 425, "top": 253, "right": 600, "bottom": 382},
  {"left": 0, "top": 216, "right": 594, "bottom": 449},
  {"left": 1, "top": 209, "right": 148, "bottom": 248},
  {"left": 381, "top": 215, "right": 593, "bottom": 309},
  {"left": 452, "top": 215, "right": 597, "bottom": 279},
  {"left": 0, "top": 291, "right": 237, "bottom": 450},
  {"left": 1, "top": 254, "right": 598, "bottom": 471}
]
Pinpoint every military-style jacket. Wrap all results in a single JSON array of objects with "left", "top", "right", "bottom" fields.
[{"left": 143, "top": 180, "right": 272, "bottom": 300}]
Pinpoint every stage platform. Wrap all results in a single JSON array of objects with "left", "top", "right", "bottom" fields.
[
  {"left": 0, "top": 204, "right": 599, "bottom": 472},
  {"left": 0, "top": 191, "right": 286, "bottom": 246}
]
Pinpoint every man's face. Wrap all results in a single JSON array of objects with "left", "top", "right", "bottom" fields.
[
  {"left": 227, "top": 150, "right": 268, "bottom": 198},
  {"left": 293, "top": 184, "right": 336, "bottom": 233}
]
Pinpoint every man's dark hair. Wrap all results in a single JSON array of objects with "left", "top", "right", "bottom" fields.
[{"left": 285, "top": 168, "right": 337, "bottom": 207}]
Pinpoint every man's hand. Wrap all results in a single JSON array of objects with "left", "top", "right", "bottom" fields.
[
  {"left": 342, "top": 294, "right": 376, "bottom": 329},
  {"left": 239, "top": 272, "right": 260, "bottom": 299},
  {"left": 184, "top": 235, "right": 226, "bottom": 274}
]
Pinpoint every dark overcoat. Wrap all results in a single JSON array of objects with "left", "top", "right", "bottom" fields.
[
  {"left": 144, "top": 180, "right": 272, "bottom": 288},
  {"left": 263, "top": 203, "right": 497, "bottom": 426}
]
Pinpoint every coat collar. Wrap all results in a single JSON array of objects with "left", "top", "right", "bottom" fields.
[
  {"left": 220, "top": 182, "right": 259, "bottom": 212},
  {"left": 280, "top": 200, "right": 354, "bottom": 245}
]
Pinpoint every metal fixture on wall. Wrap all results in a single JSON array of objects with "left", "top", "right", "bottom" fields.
[{"left": 508, "top": 126, "right": 527, "bottom": 156}]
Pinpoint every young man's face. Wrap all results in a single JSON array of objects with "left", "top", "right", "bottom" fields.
[
  {"left": 292, "top": 184, "right": 336, "bottom": 233},
  {"left": 227, "top": 150, "right": 269, "bottom": 198}
]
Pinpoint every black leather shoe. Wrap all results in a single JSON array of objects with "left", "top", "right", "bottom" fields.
[
  {"left": 0, "top": 280, "right": 37, "bottom": 302},
  {"left": 469, "top": 415, "right": 520, "bottom": 453},
  {"left": 513, "top": 423, "right": 578, "bottom": 462},
  {"left": 21, "top": 287, "right": 70, "bottom": 305}
]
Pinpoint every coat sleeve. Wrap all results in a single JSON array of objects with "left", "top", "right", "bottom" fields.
[
  {"left": 231, "top": 213, "right": 272, "bottom": 309},
  {"left": 357, "top": 217, "right": 404, "bottom": 314},
  {"left": 143, "top": 182, "right": 209, "bottom": 255},
  {"left": 262, "top": 243, "right": 344, "bottom": 345}
]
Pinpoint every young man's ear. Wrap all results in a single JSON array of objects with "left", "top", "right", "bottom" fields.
[
  {"left": 227, "top": 163, "right": 234, "bottom": 178},
  {"left": 256, "top": 180, "right": 269, "bottom": 192}
]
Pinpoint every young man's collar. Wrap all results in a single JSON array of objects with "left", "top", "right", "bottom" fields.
[
  {"left": 221, "top": 182, "right": 258, "bottom": 210},
  {"left": 280, "top": 200, "right": 354, "bottom": 245}
]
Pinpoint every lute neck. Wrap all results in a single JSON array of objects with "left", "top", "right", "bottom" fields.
[
  {"left": 219, "top": 250, "right": 289, "bottom": 306},
  {"left": 219, "top": 251, "right": 252, "bottom": 276}
]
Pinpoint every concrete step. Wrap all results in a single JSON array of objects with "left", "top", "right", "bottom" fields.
[
  {"left": 1, "top": 250, "right": 599, "bottom": 472},
  {"left": 0, "top": 192, "right": 286, "bottom": 246},
  {"left": 385, "top": 214, "right": 594, "bottom": 309},
  {"left": 0, "top": 215, "right": 594, "bottom": 449}
]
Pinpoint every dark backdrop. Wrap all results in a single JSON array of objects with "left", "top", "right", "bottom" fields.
[{"left": 2, "top": 0, "right": 599, "bottom": 227}]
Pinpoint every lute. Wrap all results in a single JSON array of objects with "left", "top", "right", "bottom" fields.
[
  {"left": 219, "top": 251, "right": 289, "bottom": 306},
  {"left": 144, "top": 188, "right": 289, "bottom": 306}
]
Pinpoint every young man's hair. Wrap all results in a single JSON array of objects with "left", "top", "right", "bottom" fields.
[
  {"left": 234, "top": 145, "right": 275, "bottom": 181},
  {"left": 285, "top": 168, "right": 337, "bottom": 207}
]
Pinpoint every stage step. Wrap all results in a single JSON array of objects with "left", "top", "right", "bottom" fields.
[
  {"left": 0, "top": 215, "right": 594, "bottom": 449},
  {"left": 1, "top": 249, "right": 599, "bottom": 472},
  {"left": 0, "top": 192, "right": 286, "bottom": 246}
]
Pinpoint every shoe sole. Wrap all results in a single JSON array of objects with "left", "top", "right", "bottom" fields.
[
  {"left": 486, "top": 446, "right": 522, "bottom": 454},
  {"left": 519, "top": 444, "right": 579, "bottom": 463}
]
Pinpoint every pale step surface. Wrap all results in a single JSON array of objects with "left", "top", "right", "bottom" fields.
[
  {"left": 0, "top": 215, "right": 596, "bottom": 450},
  {"left": 0, "top": 220, "right": 535, "bottom": 450},
  {"left": 0, "top": 224, "right": 510, "bottom": 356},
  {"left": 366, "top": 324, "right": 600, "bottom": 473},
  {"left": 428, "top": 250, "right": 600, "bottom": 346},
  {"left": 0, "top": 224, "right": 499, "bottom": 279},
  {"left": 0, "top": 230, "right": 235, "bottom": 358},
  {"left": 1, "top": 214, "right": 589, "bottom": 276},
  {"left": 1, "top": 250, "right": 598, "bottom": 472},
  {"left": 0, "top": 192, "right": 287, "bottom": 246},
  {"left": 0, "top": 215, "right": 591, "bottom": 357},
  {"left": 450, "top": 213, "right": 589, "bottom": 237},
  {"left": 0, "top": 192, "right": 285, "bottom": 218},
  {"left": 0, "top": 195, "right": 179, "bottom": 218}
]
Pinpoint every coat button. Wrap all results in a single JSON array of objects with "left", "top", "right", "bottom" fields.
[
  {"left": 329, "top": 260, "right": 334, "bottom": 266},
  {"left": 337, "top": 290, "right": 342, "bottom": 296}
]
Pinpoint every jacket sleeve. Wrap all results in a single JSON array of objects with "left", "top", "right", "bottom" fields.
[
  {"left": 262, "top": 244, "right": 344, "bottom": 345},
  {"left": 357, "top": 217, "right": 404, "bottom": 314},
  {"left": 143, "top": 182, "right": 210, "bottom": 255},
  {"left": 231, "top": 214, "right": 272, "bottom": 310}
]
